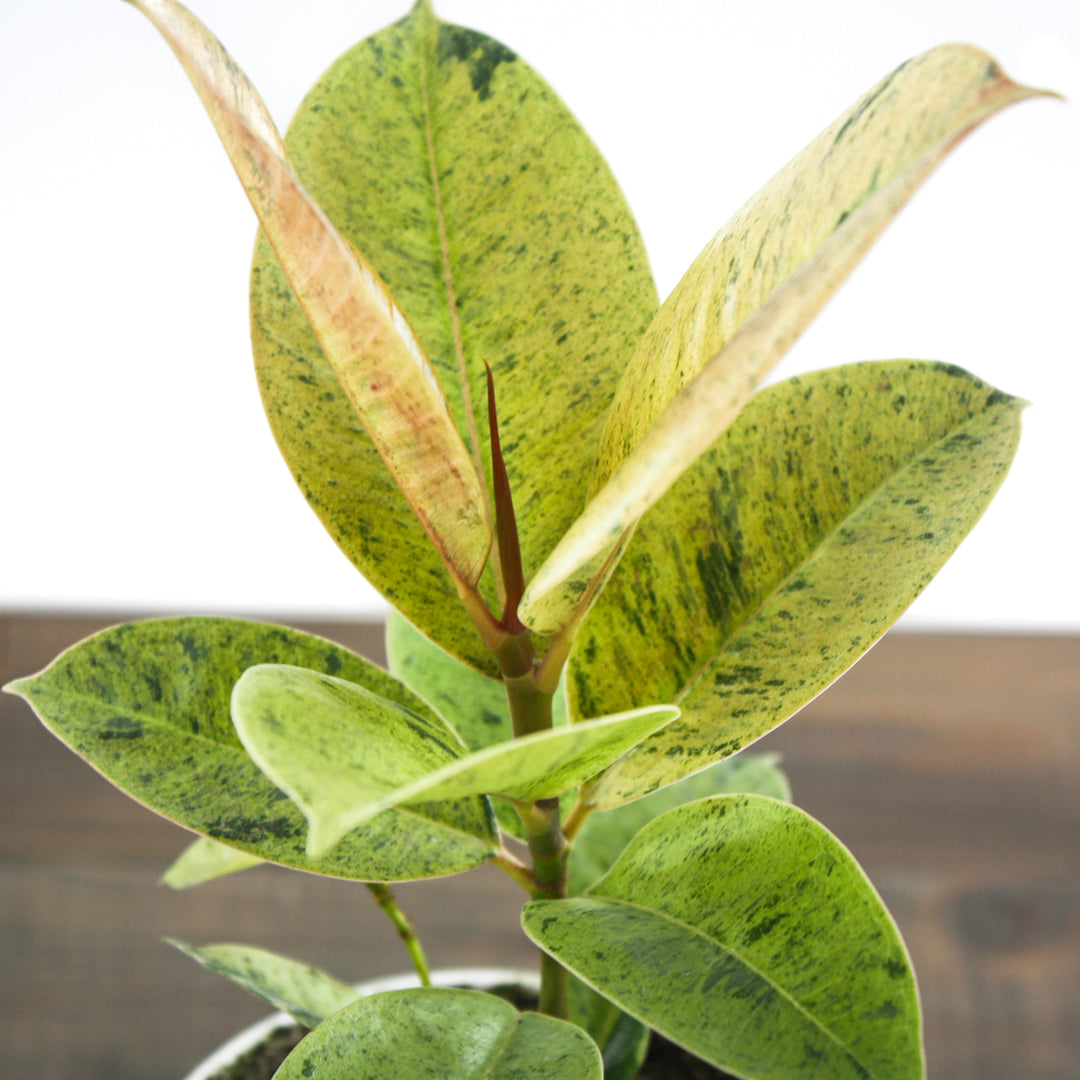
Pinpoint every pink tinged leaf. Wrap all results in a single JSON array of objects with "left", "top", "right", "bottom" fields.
[{"left": 124, "top": 0, "right": 491, "bottom": 588}]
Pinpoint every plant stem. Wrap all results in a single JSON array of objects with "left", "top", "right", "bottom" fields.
[
  {"left": 365, "top": 883, "right": 431, "bottom": 987},
  {"left": 538, "top": 950, "right": 570, "bottom": 1019},
  {"left": 492, "top": 846, "right": 535, "bottom": 892},
  {"left": 561, "top": 795, "right": 593, "bottom": 845},
  {"left": 516, "top": 796, "right": 571, "bottom": 1019}
]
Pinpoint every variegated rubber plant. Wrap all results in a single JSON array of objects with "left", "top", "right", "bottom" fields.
[{"left": 5, "top": 2, "right": 1055, "bottom": 1078}]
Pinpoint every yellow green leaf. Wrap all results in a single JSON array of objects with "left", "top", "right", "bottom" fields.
[
  {"left": 520, "top": 45, "right": 1046, "bottom": 631},
  {"left": 251, "top": 3, "right": 656, "bottom": 669},
  {"left": 570, "top": 362, "right": 1024, "bottom": 807}
]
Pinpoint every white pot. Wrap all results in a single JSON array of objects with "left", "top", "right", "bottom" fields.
[{"left": 182, "top": 967, "right": 541, "bottom": 1080}]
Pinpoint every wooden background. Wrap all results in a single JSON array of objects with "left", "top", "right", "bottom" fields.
[{"left": 3, "top": 613, "right": 1077, "bottom": 1080}]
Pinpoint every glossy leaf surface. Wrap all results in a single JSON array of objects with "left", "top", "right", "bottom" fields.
[
  {"left": 233, "top": 663, "right": 676, "bottom": 855},
  {"left": 6, "top": 618, "right": 497, "bottom": 880},
  {"left": 569, "top": 755, "right": 790, "bottom": 895},
  {"left": 162, "top": 836, "right": 262, "bottom": 889},
  {"left": 251, "top": 2, "right": 657, "bottom": 670},
  {"left": 169, "top": 940, "right": 359, "bottom": 1027},
  {"left": 520, "top": 46, "right": 1042, "bottom": 630},
  {"left": 571, "top": 362, "right": 1023, "bottom": 806},
  {"left": 275, "top": 988, "right": 602, "bottom": 1080},
  {"left": 125, "top": 0, "right": 492, "bottom": 597},
  {"left": 524, "top": 796, "right": 923, "bottom": 1080}
]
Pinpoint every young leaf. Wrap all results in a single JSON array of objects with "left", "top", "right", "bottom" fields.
[
  {"left": 385, "top": 611, "right": 569, "bottom": 751},
  {"left": 123, "top": 0, "right": 492, "bottom": 599},
  {"left": 4, "top": 618, "right": 497, "bottom": 881},
  {"left": 232, "top": 663, "right": 677, "bottom": 855},
  {"left": 251, "top": 2, "right": 657, "bottom": 670},
  {"left": 274, "top": 988, "right": 602, "bottom": 1080},
  {"left": 519, "top": 46, "right": 1046, "bottom": 630},
  {"left": 568, "top": 755, "right": 790, "bottom": 896},
  {"left": 232, "top": 663, "right": 479, "bottom": 857},
  {"left": 162, "top": 836, "right": 262, "bottom": 889},
  {"left": 524, "top": 796, "right": 923, "bottom": 1080},
  {"left": 385, "top": 610, "right": 571, "bottom": 840},
  {"left": 570, "top": 362, "right": 1024, "bottom": 807},
  {"left": 168, "top": 940, "right": 360, "bottom": 1028}
]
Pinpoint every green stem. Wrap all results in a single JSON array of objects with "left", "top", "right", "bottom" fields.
[
  {"left": 539, "top": 950, "right": 570, "bottom": 1019},
  {"left": 516, "top": 797, "right": 571, "bottom": 1019},
  {"left": 365, "top": 883, "right": 431, "bottom": 987}
]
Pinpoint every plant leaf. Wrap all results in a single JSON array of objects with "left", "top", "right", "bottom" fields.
[
  {"left": 124, "top": 0, "right": 492, "bottom": 598},
  {"left": 519, "top": 45, "right": 1045, "bottom": 630},
  {"left": 569, "top": 979, "right": 650, "bottom": 1080},
  {"left": 4, "top": 618, "right": 497, "bottom": 880},
  {"left": 385, "top": 611, "right": 569, "bottom": 750},
  {"left": 568, "top": 755, "right": 790, "bottom": 896},
  {"left": 570, "top": 362, "right": 1023, "bottom": 807},
  {"left": 274, "top": 987, "right": 602, "bottom": 1080},
  {"left": 233, "top": 663, "right": 677, "bottom": 855},
  {"left": 386, "top": 610, "right": 572, "bottom": 839},
  {"left": 162, "top": 836, "right": 263, "bottom": 889},
  {"left": 251, "top": 3, "right": 657, "bottom": 670},
  {"left": 168, "top": 940, "right": 359, "bottom": 1028},
  {"left": 524, "top": 796, "right": 923, "bottom": 1080}
]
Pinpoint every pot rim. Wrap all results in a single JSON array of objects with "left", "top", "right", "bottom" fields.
[{"left": 181, "top": 966, "right": 541, "bottom": 1080}]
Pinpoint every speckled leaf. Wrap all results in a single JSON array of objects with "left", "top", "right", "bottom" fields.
[
  {"left": 274, "top": 987, "right": 602, "bottom": 1080},
  {"left": 524, "top": 796, "right": 923, "bottom": 1080},
  {"left": 568, "top": 754, "right": 790, "bottom": 896},
  {"left": 124, "top": 0, "right": 492, "bottom": 598},
  {"left": 4, "top": 618, "right": 497, "bottom": 881},
  {"left": 169, "top": 940, "right": 359, "bottom": 1027},
  {"left": 162, "top": 836, "right": 263, "bottom": 889},
  {"left": 251, "top": 2, "right": 657, "bottom": 671},
  {"left": 520, "top": 47, "right": 1044, "bottom": 629},
  {"left": 233, "top": 662, "right": 676, "bottom": 855},
  {"left": 569, "top": 362, "right": 1024, "bottom": 807}
]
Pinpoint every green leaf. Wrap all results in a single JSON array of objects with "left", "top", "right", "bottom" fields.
[
  {"left": 569, "top": 978, "right": 650, "bottom": 1080},
  {"left": 274, "top": 987, "right": 602, "bottom": 1080},
  {"left": 162, "top": 836, "right": 263, "bottom": 889},
  {"left": 5, "top": 617, "right": 497, "bottom": 881},
  {"left": 519, "top": 46, "right": 1046, "bottom": 631},
  {"left": 168, "top": 940, "right": 359, "bottom": 1028},
  {"left": 385, "top": 611, "right": 570, "bottom": 839},
  {"left": 124, "top": 0, "right": 492, "bottom": 598},
  {"left": 568, "top": 754, "right": 790, "bottom": 896},
  {"left": 569, "top": 361, "right": 1024, "bottom": 807},
  {"left": 385, "top": 610, "right": 569, "bottom": 753},
  {"left": 252, "top": 3, "right": 657, "bottom": 671},
  {"left": 233, "top": 663, "right": 677, "bottom": 855},
  {"left": 524, "top": 796, "right": 923, "bottom": 1080}
]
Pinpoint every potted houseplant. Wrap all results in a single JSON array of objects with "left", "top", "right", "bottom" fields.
[{"left": 5, "top": 1, "right": 1055, "bottom": 1077}]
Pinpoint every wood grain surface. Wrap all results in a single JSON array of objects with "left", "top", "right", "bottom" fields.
[{"left": 2, "top": 613, "right": 1077, "bottom": 1080}]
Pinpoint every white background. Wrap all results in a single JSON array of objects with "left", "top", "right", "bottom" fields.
[{"left": 2, "top": 0, "right": 1077, "bottom": 629}]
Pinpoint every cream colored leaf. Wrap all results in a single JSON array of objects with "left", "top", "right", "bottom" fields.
[{"left": 124, "top": 0, "right": 491, "bottom": 588}]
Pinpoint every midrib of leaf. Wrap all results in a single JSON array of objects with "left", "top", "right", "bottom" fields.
[
  {"left": 671, "top": 406, "right": 1000, "bottom": 710},
  {"left": 475, "top": 1011, "right": 522, "bottom": 1080},
  {"left": 575, "top": 896, "right": 877, "bottom": 1078},
  {"left": 415, "top": 16, "right": 501, "bottom": 599}
]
